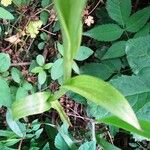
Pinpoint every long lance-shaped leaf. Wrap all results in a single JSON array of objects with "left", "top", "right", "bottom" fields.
[
  {"left": 54, "top": 0, "right": 86, "bottom": 80},
  {"left": 97, "top": 116, "right": 150, "bottom": 138},
  {"left": 12, "top": 92, "right": 51, "bottom": 120},
  {"left": 62, "top": 75, "right": 141, "bottom": 130}
]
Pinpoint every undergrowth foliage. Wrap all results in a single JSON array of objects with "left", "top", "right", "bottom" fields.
[{"left": 0, "top": 0, "right": 150, "bottom": 149}]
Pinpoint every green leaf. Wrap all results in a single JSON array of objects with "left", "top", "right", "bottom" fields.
[
  {"left": 0, "top": 53, "right": 11, "bottom": 73},
  {"left": 11, "top": 67, "right": 22, "bottom": 84},
  {"left": 97, "top": 117, "right": 150, "bottom": 138},
  {"left": 80, "top": 63, "right": 113, "bottom": 80},
  {"left": 6, "top": 109, "right": 26, "bottom": 137},
  {"left": 31, "top": 66, "right": 43, "bottom": 74},
  {"left": 106, "top": 0, "right": 131, "bottom": 26},
  {"left": 0, "top": 77, "right": 12, "bottom": 107},
  {"left": 51, "top": 58, "right": 63, "bottom": 80},
  {"left": 110, "top": 75, "right": 150, "bottom": 112},
  {"left": 40, "top": 11, "right": 49, "bottom": 25},
  {"left": 38, "top": 71, "right": 47, "bottom": 85},
  {"left": 41, "top": 0, "right": 51, "bottom": 7},
  {"left": 0, "top": 7, "right": 14, "bottom": 20},
  {"left": 96, "top": 136, "right": 121, "bottom": 150},
  {"left": 84, "top": 24, "right": 124, "bottom": 41},
  {"left": 134, "top": 23, "right": 150, "bottom": 38},
  {"left": 12, "top": 92, "right": 51, "bottom": 120},
  {"left": 38, "top": 42, "right": 45, "bottom": 50},
  {"left": 74, "top": 46, "right": 93, "bottom": 61},
  {"left": 36, "top": 54, "right": 45, "bottom": 66},
  {"left": 54, "top": 0, "right": 86, "bottom": 59},
  {"left": 44, "top": 63, "right": 53, "bottom": 70},
  {"left": 126, "top": 35, "right": 150, "bottom": 74},
  {"left": 72, "top": 61, "right": 80, "bottom": 74},
  {"left": 16, "top": 87, "right": 28, "bottom": 100},
  {"left": 62, "top": 75, "right": 141, "bottom": 130},
  {"left": 78, "top": 141, "right": 96, "bottom": 150},
  {"left": 126, "top": 7, "right": 150, "bottom": 32},
  {"left": 55, "top": 123, "right": 77, "bottom": 150},
  {"left": 102, "top": 41, "right": 126, "bottom": 60}
]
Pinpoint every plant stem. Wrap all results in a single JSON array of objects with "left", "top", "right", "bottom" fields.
[
  {"left": 63, "top": 55, "right": 73, "bottom": 82},
  {"left": 91, "top": 121, "right": 96, "bottom": 141}
]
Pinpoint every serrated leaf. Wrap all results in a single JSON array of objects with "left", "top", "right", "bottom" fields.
[
  {"left": 12, "top": 92, "right": 51, "bottom": 120},
  {"left": 0, "top": 77, "right": 12, "bottom": 107},
  {"left": 126, "top": 35, "right": 150, "bottom": 74},
  {"left": 126, "top": 7, "right": 150, "bottom": 32},
  {"left": 74, "top": 46, "right": 93, "bottom": 61},
  {"left": 62, "top": 75, "right": 141, "bottom": 130},
  {"left": 0, "top": 7, "right": 14, "bottom": 20},
  {"left": 106, "top": 0, "right": 131, "bottom": 26},
  {"left": 84, "top": 24, "right": 124, "bottom": 41},
  {"left": 102, "top": 41, "right": 126, "bottom": 60},
  {"left": 0, "top": 53, "right": 11, "bottom": 72},
  {"left": 134, "top": 23, "right": 150, "bottom": 38}
]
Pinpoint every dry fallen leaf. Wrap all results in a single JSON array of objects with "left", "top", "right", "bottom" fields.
[{"left": 5, "top": 34, "right": 21, "bottom": 45}]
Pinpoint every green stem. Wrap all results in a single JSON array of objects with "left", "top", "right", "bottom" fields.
[{"left": 63, "top": 56, "right": 72, "bottom": 82}]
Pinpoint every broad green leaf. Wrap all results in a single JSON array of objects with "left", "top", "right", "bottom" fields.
[
  {"left": 38, "top": 71, "right": 47, "bottom": 85},
  {"left": 78, "top": 141, "right": 96, "bottom": 150},
  {"left": 36, "top": 54, "right": 45, "bottom": 66},
  {"left": 16, "top": 87, "right": 28, "bottom": 100},
  {"left": 55, "top": 123, "right": 77, "bottom": 150},
  {"left": 0, "top": 130, "right": 18, "bottom": 138},
  {"left": 126, "top": 35, "right": 150, "bottom": 75},
  {"left": 96, "top": 136, "right": 121, "bottom": 150},
  {"left": 6, "top": 109, "right": 26, "bottom": 137},
  {"left": 74, "top": 46, "right": 93, "bottom": 61},
  {"left": 0, "top": 7, "right": 14, "bottom": 20},
  {"left": 0, "top": 53, "right": 11, "bottom": 73},
  {"left": 126, "top": 7, "right": 150, "bottom": 32},
  {"left": 97, "top": 117, "right": 150, "bottom": 138},
  {"left": 51, "top": 58, "right": 63, "bottom": 80},
  {"left": 84, "top": 24, "right": 124, "bottom": 41},
  {"left": 12, "top": 92, "right": 51, "bottom": 120},
  {"left": 13, "top": 0, "right": 30, "bottom": 7},
  {"left": 0, "top": 77, "right": 12, "bottom": 107},
  {"left": 51, "top": 100, "right": 71, "bottom": 125},
  {"left": 54, "top": 0, "right": 87, "bottom": 59},
  {"left": 106, "top": 0, "right": 131, "bottom": 26},
  {"left": 62, "top": 75, "right": 141, "bottom": 130},
  {"left": 102, "top": 41, "right": 126, "bottom": 60},
  {"left": 11, "top": 67, "right": 22, "bottom": 84}
]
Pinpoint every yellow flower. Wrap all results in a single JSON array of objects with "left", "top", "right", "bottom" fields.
[{"left": 1, "top": 0, "right": 12, "bottom": 7}]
